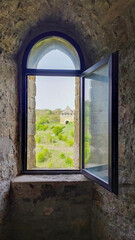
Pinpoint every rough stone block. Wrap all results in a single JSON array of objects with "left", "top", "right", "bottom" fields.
[{"left": 0, "top": 175, "right": 92, "bottom": 240}]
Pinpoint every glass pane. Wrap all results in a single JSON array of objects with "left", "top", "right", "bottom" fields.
[
  {"left": 27, "top": 36, "right": 80, "bottom": 70},
  {"left": 84, "top": 64, "right": 109, "bottom": 183},
  {"left": 37, "top": 50, "right": 75, "bottom": 69},
  {"left": 27, "top": 75, "right": 76, "bottom": 170}
]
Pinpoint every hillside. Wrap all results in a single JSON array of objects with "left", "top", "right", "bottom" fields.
[{"left": 35, "top": 109, "right": 74, "bottom": 168}]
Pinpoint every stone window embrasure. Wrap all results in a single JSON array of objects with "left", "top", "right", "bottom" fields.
[{"left": 22, "top": 32, "right": 118, "bottom": 194}]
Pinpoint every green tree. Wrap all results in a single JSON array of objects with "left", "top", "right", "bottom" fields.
[
  {"left": 65, "top": 157, "right": 73, "bottom": 167},
  {"left": 60, "top": 153, "right": 65, "bottom": 159},
  {"left": 36, "top": 148, "right": 51, "bottom": 162},
  {"left": 53, "top": 126, "right": 64, "bottom": 136}
]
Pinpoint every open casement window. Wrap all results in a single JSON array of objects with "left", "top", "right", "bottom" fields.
[
  {"left": 81, "top": 53, "right": 118, "bottom": 194},
  {"left": 22, "top": 32, "right": 118, "bottom": 194}
]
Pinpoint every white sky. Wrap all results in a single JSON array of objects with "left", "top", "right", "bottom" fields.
[{"left": 36, "top": 50, "right": 75, "bottom": 110}]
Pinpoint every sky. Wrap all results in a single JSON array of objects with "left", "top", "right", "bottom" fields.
[{"left": 35, "top": 50, "right": 75, "bottom": 110}]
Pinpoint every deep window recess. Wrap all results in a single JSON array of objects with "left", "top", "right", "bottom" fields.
[{"left": 22, "top": 32, "right": 118, "bottom": 194}]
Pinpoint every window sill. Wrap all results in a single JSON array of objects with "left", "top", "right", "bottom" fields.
[{"left": 12, "top": 174, "right": 90, "bottom": 183}]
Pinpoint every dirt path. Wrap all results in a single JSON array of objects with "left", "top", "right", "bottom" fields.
[{"left": 46, "top": 146, "right": 72, "bottom": 152}]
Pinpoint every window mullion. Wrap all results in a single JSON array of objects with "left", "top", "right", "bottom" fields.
[{"left": 25, "top": 69, "right": 81, "bottom": 77}]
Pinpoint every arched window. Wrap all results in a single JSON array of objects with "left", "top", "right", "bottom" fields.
[
  {"left": 22, "top": 32, "right": 118, "bottom": 194},
  {"left": 27, "top": 36, "right": 81, "bottom": 70}
]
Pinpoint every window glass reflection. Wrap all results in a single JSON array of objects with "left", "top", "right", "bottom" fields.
[{"left": 84, "top": 64, "right": 109, "bottom": 183}]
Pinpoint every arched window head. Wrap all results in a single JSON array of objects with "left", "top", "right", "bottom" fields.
[
  {"left": 27, "top": 36, "right": 81, "bottom": 70},
  {"left": 22, "top": 31, "right": 118, "bottom": 194}
]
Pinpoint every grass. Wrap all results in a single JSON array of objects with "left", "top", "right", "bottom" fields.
[{"left": 35, "top": 109, "right": 74, "bottom": 168}]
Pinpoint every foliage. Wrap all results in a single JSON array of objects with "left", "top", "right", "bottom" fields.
[
  {"left": 62, "top": 135, "right": 67, "bottom": 141},
  {"left": 36, "top": 136, "right": 41, "bottom": 143},
  {"left": 53, "top": 126, "right": 64, "bottom": 136},
  {"left": 58, "top": 133, "right": 63, "bottom": 140},
  {"left": 65, "top": 157, "right": 73, "bottom": 167},
  {"left": 85, "top": 133, "right": 91, "bottom": 143},
  {"left": 43, "top": 148, "right": 51, "bottom": 157},
  {"left": 48, "top": 162, "right": 53, "bottom": 168},
  {"left": 47, "top": 133, "right": 56, "bottom": 143},
  {"left": 60, "top": 153, "right": 65, "bottom": 159},
  {"left": 35, "top": 108, "right": 80, "bottom": 168},
  {"left": 37, "top": 152, "right": 45, "bottom": 162},
  {"left": 68, "top": 139, "right": 74, "bottom": 146},
  {"left": 36, "top": 122, "right": 48, "bottom": 131},
  {"left": 50, "top": 125, "right": 54, "bottom": 129},
  {"left": 39, "top": 145, "right": 43, "bottom": 150},
  {"left": 37, "top": 148, "right": 51, "bottom": 162},
  {"left": 71, "top": 131, "right": 74, "bottom": 137},
  {"left": 85, "top": 144, "right": 91, "bottom": 164}
]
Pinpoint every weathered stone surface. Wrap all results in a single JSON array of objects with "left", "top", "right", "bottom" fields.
[
  {"left": 0, "top": 55, "right": 18, "bottom": 227},
  {"left": 90, "top": 43, "right": 135, "bottom": 240},
  {"left": 0, "top": 0, "right": 134, "bottom": 239},
  {"left": 74, "top": 77, "right": 80, "bottom": 169},
  {"left": 0, "top": 175, "right": 92, "bottom": 240},
  {"left": 27, "top": 76, "right": 36, "bottom": 169}
]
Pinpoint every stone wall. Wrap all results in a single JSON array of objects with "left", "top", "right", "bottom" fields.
[
  {"left": 27, "top": 76, "right": 36, "bottom": 169},
  {"left": 60, "top": 114, "right": 74, "bottom": 124},
  {"left": 1, "top": 175, "right": 92, "bottom": 240},
  {"left": 74, "top": 77, "right": 80, "bottom": 169},
  {"left": 90, "top": 43, "right": 135, "bottom": 240},
  {"left": 0, "top": 0, "right": 135, "bottom": 239},
  {"left": 0, "top": 56, "right": 18, "bottom": 226}
]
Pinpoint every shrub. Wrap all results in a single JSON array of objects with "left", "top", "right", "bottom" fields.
[
  {"left": 47, "top": 134, "right": 56, "bottom": 143},
  {"left": 71, "top": 131, "right": 74, "bottom": 137},
  {"left": 36, "top": 122, "right": 48, "bottom": 131},
  {"left": 58, "top": 133, "right": 63, "bottom": 140},
  {"left": 38, "top": 117, "right": 46, "bottom": 125},
  {"left": 48, "top": 162, "right": 53, "bottom": 168},
  {"left": 36, "top": 122, "right": 41, "bottom": 131},
  {"left": 68, "top": 139, "right": 74, "bottom": 146},
  {"left": 36, "top": 136, "right": 41, "bottom": 143},
  {"left": 37, "top": 152, "right": 45, "bottom": 162},
  {"left": 85, "top": 133, "right": 91, "bottom": 143},
  {"left": 85, "top": 144, "right": 91, "bottom": 164},
  {"left": 39, "top": 145, "right": 43, "bottom": 149},
  {"left": 43, "top": 148, "right": 51, "bottom": 158},
  {"left": 42, "top": 125, "right": 48, "bottom": 131},
  {"left": 36, "top": 148, "right": 51, "bottom": 162},
  {"left": 60, "top": 153, "right": 65, "bottom": 159},
  {"left": 62, "top": 135, "right": 67, "bottom": 141},
  {"left": 47, "top": 110, "right": 52, "bottom": 115},
  {"left": 65, "top": 157, "right": 73, "bottom": 167},
  {"left": 39, "top": 117, "right": 49, "bottom": 124},
  {"left": 50, "top": 125, "right": 54, "bottom": 129},
  {"left": 53, "top": 126, "right": 64, "bottom": 136}
]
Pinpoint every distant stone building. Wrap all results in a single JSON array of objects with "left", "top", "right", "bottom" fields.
[{"left": 60, "top": 106, "right": 74, "bottom": 124}]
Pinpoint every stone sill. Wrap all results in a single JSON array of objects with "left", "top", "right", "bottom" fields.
[
  {"left": 11, "top": 175, "right": 92, "bottom": 206},
  {"left": 12, "top": 174, "right": 90, "bottom": 184}
]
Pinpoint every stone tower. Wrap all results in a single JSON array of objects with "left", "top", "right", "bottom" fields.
[{"left": 60, "top": 106, "right": 74, "bottom": 124}]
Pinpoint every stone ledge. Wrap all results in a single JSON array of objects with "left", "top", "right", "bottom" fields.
[
  {"left": 12, "top": 174, "right": 90, "bottom": 183},
  {"left": 7, "top": 174, "right": 92, "bottom": 240}
]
